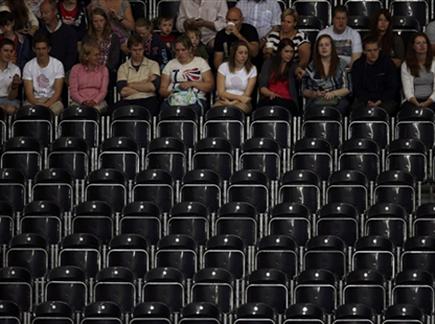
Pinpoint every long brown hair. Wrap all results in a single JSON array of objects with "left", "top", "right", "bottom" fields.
[
  {"left": 6, "top": 0, "right": 29, "bottom": 31},
  {"left": 228, "top": 41, "right": 253, "bottom": 73},
  {"left": 313, "top": 34, "right": 340, "bottom": 78},
  {"left": 270, "top": 38, "right": 294, "bottom": 81},
  {"left": 369, "top": 9, "right": 393, "bottom": 55},
  {"left": 87, "top": 7, "right": 112, "bottom": 41},
  {"left": 406, "top": 32, "right": 433, "bottom": 77}
]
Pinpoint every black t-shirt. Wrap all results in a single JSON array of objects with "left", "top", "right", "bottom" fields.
[{"left": 214, "top": 23, "right": 259, "bottom": 59}]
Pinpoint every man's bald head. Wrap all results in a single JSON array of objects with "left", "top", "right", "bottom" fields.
[{"left": 226, "top": 7, "right": 243, "bottom": 29}]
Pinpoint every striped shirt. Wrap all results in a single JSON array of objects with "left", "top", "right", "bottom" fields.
[{"left": 266, "top": 30, "right": 309, "bottom": 63}]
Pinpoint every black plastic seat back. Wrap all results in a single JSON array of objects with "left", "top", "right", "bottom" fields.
[
  {"left": 348, "top": 107, "right": 390, "bottom": 149},
  {"left": 59, "top": 106, "right": 100, "bottom": 148},
  {"left": 292, "top": 138, "right": 332, "bottom": 182},
  {"left": 2, "top": 137, "right": 41, "bottom": 180},
  {"left": 193, "top": 137, "right": 234, "bottom": 181},
  {"left": 146, "top": 137, "right": 186, "bottom": 181},
  {"left": 111, "top": 105, "right": 152, "bottom": 148},
  {"left": 250, "top": 105, "right": 292, "bottom": 149},
  {"left": 204, "top": 107, "right": 245, "bottom": 149},
  {"left": 49, "top": 137, "right": 89, "bottom": 180},
  {"left": 134, "top": 169, "right": 174, "bottom": 213},
  {"left": 158, "top": 106, "right": 198, "bottom": 149},
  {"left": 13, "top": 105, "right": 53, "bottom": 147}
]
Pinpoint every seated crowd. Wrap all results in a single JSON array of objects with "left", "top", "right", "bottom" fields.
[{"left": 0, "top": 0, "right": 434, "bottom": 118}]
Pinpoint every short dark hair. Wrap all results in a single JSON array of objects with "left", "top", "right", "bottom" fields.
[
  {"left": 127, "top": 32, "right": 144, "bottom": 49},
  {"left": 363, "top": 35, "right": 379, "bottom": 49},
  {"left": 333, "top": 5, "right": 348, "bottom": 17},
  {"left": 0, "top": 11, "right": 14, "bottom": 27},
  {"left": 32, "top": 32, "right": 50, "bottom": 48},
  {"left": 0, "top": 38, "right": 15, "bottom": 50}
]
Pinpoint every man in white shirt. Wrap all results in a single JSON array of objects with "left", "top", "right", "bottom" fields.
[
  {"left": 176, "top": 0, "right": 228, "bottom": 48},
  {"left": 0, "top": 38, "right": 21, "bottom": 114},
  {"left": 23, "top": 32, "right": 64, "bottom": 115},
  {"left": 236, "top": 0, "right": 281, "bottom": 40},
  {"left": 317, "top": 5, "right": 362, "bottom": 67}
]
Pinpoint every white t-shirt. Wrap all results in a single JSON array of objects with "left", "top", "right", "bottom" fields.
[
  {"left": 23, "top": 57, "right": 65, "bottom": 99},
  {"left": 0, "top": 62, "right": 20, "bottom": 97},
  {"left": 218, "top": 62, "right": 257, "bottom": 96},
  {"left": 318, "top": 26, "right": 362, "bottom": 65},
  {"left": 162, "top": 56, "right": 211, "bottom": 99}
]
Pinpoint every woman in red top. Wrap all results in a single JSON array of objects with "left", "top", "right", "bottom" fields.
[{"left": 258, "top": 38, "right": 299, "bottom": 115}]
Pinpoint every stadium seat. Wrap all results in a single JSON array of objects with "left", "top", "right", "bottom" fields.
[
  {"left": 12, "top": 105, "right": 53, "bottom": 147},
  {"left": 168, "top": 201, "right": 210, "bottom": 245},
  {"left": 120, "top": 201, "right": 162, "bottom": 246},
  {"left": 268, "top": 203, "right": 311, "bottom": 246},
  {"left": 94, "top": 266, "right": 136, "bottom": 313},
  {"left": 191, "top": 267, "right": 234, "bottom": 313},
  {"left": 133, "top": 169, "right": 174, "bottom": 213},
  {"left": 45, "top": 265, "right": 87, "bottom": 312}
]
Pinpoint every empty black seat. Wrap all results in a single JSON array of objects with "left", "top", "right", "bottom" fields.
[
  {"left": 45, "top": 265, "right": 87, "bottom": 312},
  {"left": 48, "top": 137, "right": 90, "bottom": 180},
  {"left": 203, "top": 106, "right": 245, "bottom": 149},
  {"left": 146, "top": 137, "right": 186, "bottom": 181},
  {"left": 0, "top": 267, "right": 32, "bottom": 312},
  {"left": 0, "top": 299, "right": 20, "bottom": 323},
  {"left": 133, "top": 169, "right": 174, "bottom": 213},
  {"left": 82, "top": 301, "right": 122, "bottom": 323},
  {"left": 191, "top": 267, "right": 234, "bottom": 313},
  {"left": 131, "top": 302, "right": 171, "bottom": 323},
  {"left": 32, "top": 301, "right": 73, "bottom": 324},
  {"left": 285, "top": 303, "right": 325, "bottom": 323},
  {"left": 234, "top": 303, "right": 275, "bottom": 324},
  {"left": 193, "top": 137, "right": 234, "bottom": 181},
  {"left": 12, "top": 105, "right": 53, "bottom": 147},
  {"left": 120, "top": 201, "right": 162, "bottom": 246},
  {"left": 180, "top": 302, "right": 220, "bottom": 324},
  {"left": 111, "top": 105, "right": 152, "bottom": 148},
  {"left": 58, "top": 106, "right": 100, "bottom": 148}
]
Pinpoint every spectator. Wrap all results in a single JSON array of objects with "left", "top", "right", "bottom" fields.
[
  {"left": 302, "top": 34, "right": 350, "bottom": 115},
  {"left": 0, "top": 38, "right": 21, "bottom": 114},
  {"left": 23, "top": 32, "right": 64, "bottom": 115},
  {"left": 264, "top": 8, "right": 311, "bottom": 78},
  {"left": 317, "top": 5, "right": 362, "bottom": 67},
  {"left": 84, "top": 7, "right": 120, "bottom": 73},
  {"left": 236, "top": 0, "right": 281, "bottom": 40},
  {"left": 258, "top": 38, "right": 299, "bottom": 115},
  {"left": 215, "top": 40, "right": 257, "bottom": 113},
  {"left": 134, "top": 18, "right": 168, "bottom": 67},
  {"left": 0, "top": 11, "right": 32, "bottom": 69},
  {"left": 214, "top": 7, "right": 259, "bottom": 69},
  {"left": 88, "top": 0, "right": 134, "bottom": 46},
  {"left": 426, "top": 19, "right": 435, "bottom": 53},
  {"left": 57, "top": 0, "right": 88, "bottom": 41},
  {"left": 368, "top": 9, "right": 404, "bottom": 68},
  {"left": 401, "top": 32, "right": 435, "bottom": 110},
  {"left": 160, "top": 35, "right": 214, "bottom": 115},
  {"left": 0, "top": 0, "right": 39, "bottom": 35},
  {"left": 69, "top": 41, "right": 109, "bottom": 112},
  {"left": 185, "top": 28, "right": 208, "bottom": 60},
  {"left": 176, "top": 0, "right": 227, "bottom": 48},
  {"left": 351, "top": 36, "right": 399, "bottom": 115},
  {"left": 115, "top": 33, "right": 161, "bottom": 116},
  {"left": 157, "top": 16, "right": 176, "bottom": 61},
  {"left": 26, "top": 0, "right": 43, "bottom": 19},
  {"left": 39, "top": 0, "right": 78, "bottom": 72}
]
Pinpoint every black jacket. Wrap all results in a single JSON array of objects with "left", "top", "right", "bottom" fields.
[{"left": 351, "top": 53, "right": 399, "bottom": 102}]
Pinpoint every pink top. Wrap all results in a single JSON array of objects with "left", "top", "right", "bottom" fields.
[{"left": 69, "top": 63, "right": 109, "bottom": 104}]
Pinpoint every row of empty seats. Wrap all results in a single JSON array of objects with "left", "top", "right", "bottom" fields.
[{"left": 1, "top": 298, "right": 430, "bottom": 323}]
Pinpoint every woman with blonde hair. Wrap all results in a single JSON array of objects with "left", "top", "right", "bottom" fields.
[
  {"left": 215, "top": 40, "right": 257, "bottom": 113},
  {"left": 69, "top": 40, "right": 109, "bottom": 111},
  {"left": 264, "top": 8, "right": 311, "bottom": 78}
]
